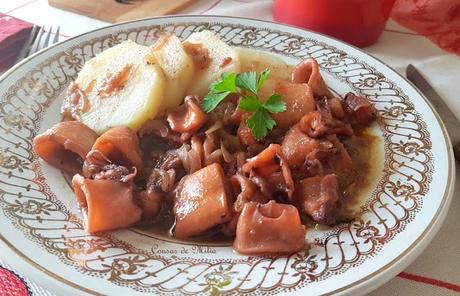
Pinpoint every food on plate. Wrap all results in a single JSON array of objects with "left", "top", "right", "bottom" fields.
[
  {"left": 83, "top": 126, "right": 144, "bottom": 175},
  {"left": 234, "top": 201, "right": 306, "bottom": 255},
  {"left": 272, "top": 81, "right": 315, "bottom": 128},
  {"left": 33, "top": 121, "right": 98, "bottom": 174},
  {"left": 184, "top": 30, "right": 241, "bottom": 97},
  {"left": 72, "top": 174, "right": 142, "bottom": 233},
  {"left": 291, "top": 58, "right": 333, "bottom": 99},
  {"left": 33, "top": 31, "right": 378, "bottom": 256},
  {"left": 149, "top": 35, "right": 195, "bottom": 114},
  {"left": 173, "top": 163, "right": 232, "bottom": 238},
  {"left": 62, "top": 40, "right": 166, "bottom": 134},
  {"left": 236, "top": 47, "right": 291, "bottom": 99}
]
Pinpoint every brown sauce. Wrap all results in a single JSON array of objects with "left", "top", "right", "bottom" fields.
[{"left": 340, "top": 130, "right": 380, "bottom": 219}]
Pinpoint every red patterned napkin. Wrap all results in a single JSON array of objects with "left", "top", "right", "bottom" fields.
[
  {"left": 0, "top": 13, "right": 35, "bottom": 72},
  {"left": 0, "top": 265, "right": 30, "bottom": 296},
  {"left": 392, "top": 0, "right": 460, "bottom": 55}
]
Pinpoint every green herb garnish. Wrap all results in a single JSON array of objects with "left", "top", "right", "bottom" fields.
[
  {"left": 200, "top": 72, "right": 237, "bottom": 112},
  {"left": 200, "top": 69, "right": 286, "bottom": 140}
]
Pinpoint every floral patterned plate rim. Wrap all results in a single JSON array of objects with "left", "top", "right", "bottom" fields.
[{"left": 0, "top": 15, "right": 455, "bottom": 296}]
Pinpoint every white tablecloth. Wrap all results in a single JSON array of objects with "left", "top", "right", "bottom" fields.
[{"left": 1, "top": 0, "right": 459, "bottom": 295}]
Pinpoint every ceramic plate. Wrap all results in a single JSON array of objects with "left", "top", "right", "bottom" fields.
[{"left": 0, "top": 16, "right": 454, "bottom": 295}]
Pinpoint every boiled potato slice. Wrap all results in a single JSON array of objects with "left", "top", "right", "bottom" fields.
[
  {"left": 236, "top": 47, "right": 292, "bottom": 99},
  {"left": 184, "top": 30, "right": 240, "bottom": 97},
  {"left": 150, "top": 35, "right": 195, "bottom": 114},
  {"left": 74, "top": 40, "right": 165, "bottom": 134}
]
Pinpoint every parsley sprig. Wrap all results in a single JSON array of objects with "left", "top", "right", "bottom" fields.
[{"left": 200, "top": 69, "right": 286, "bottom": 140}]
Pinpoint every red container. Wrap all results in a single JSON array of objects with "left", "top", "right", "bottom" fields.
[{"left": 273, "top": 0, "right": 396, "bottom": 47}]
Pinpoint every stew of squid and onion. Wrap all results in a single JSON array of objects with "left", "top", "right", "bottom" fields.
[{"left": 33, "top": 56, "right": 377, "bottom": 256}]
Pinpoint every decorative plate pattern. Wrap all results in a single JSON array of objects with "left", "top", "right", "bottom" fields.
[{"left": 0, "top": 16, "right": 453, "bottom": 295}]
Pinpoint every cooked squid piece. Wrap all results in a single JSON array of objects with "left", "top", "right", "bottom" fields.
[
  {"left": 272, "top": 81, "right": 316, "bottom": 128},
  {"left": 138, "top": 119, "right": 183, "bottom": 144},
  {"left": 281, "top": 124, "right": 321, "bottom": 167},
  {"left": 86, "top": 127, "right": 143, "bottom": 174},
  {"left": 291, "top": 58, "right": 333, "bottom": 99},
  {"left": 300, "top": 111, "right": 353, "bottom": 138},
  {"left": 343, "top": 92, "right": 377, "bottom": 127},
  {"left": 223, "top": 174, "right": 268, "bottom": 236},
  {"left": 168, "top": 136, "right": 204, "bottom": 175},
  {"left": 282, "top": 119, "right": 353, "bottom": 173},
  {"left": 167, "top": 96, "right": 207, "bottom": 135},
  {"left": 234, "top": 201, "right": 306, "bottom": 255},
  {"left": 33, "top": 121, "right": 98, "bottom": 174},
  {"left": 230, "top": 174, "right": 267, "bottom": 212},
  {"left": 242, "top": 144, "right": 295, "bottom": 199},
  {"left": 72, "top": 174, "right": 142, "bottom": 233},
  {"left": 299, "top": 99, "right": 353, "bottom": 138},
  {"left": 308, "top": 135, "right": 353, "bottom": 173},
  {"left": 295, "top": 174, "right": 342, "bottom": 225},
  {"left": 173, "top": 163, "right": 233, "bottom": 238}
]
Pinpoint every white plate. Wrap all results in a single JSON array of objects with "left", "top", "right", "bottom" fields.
[{"left": 0, "top": 16, "right": 454, "bottom": 295}]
